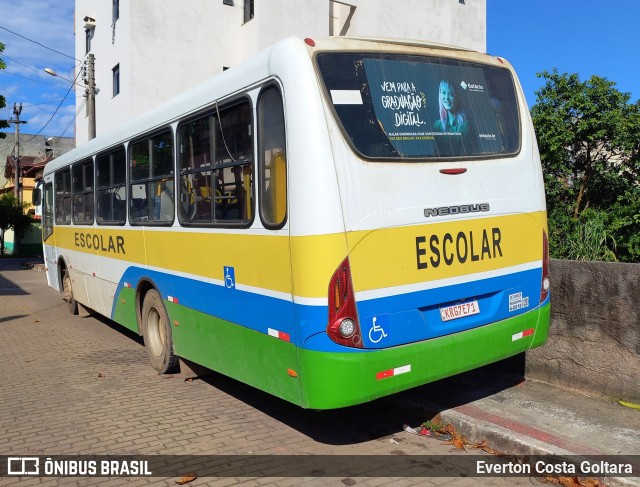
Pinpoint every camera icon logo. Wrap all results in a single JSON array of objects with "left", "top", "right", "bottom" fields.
[{"left": 7, "top": 457, "right": 40, "bottom": 475}]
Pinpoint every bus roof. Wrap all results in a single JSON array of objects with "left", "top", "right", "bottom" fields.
[{"left": 44, "top": 36, "right": 509, "bottom": 176}]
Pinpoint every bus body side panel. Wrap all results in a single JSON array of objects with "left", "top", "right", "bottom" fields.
[
  {"left": 110, "top": 228, "right": 302, "bottom": 406},
  {"left": 47, "top": 224, "right": 304, "bottom": 405},
  {"left": 51, "top": 226, "right": 144, "bottom": 324}
]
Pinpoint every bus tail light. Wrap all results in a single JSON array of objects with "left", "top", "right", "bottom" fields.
[
  {"left": 327, "top": 258, "right": 363, "bottom": 348},
  {"left": 540, "top": 231, "right": 550, "bottom": 303}
]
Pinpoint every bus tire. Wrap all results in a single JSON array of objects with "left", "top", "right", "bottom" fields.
[
  {"left": 142, "top": 289, "right": 178, "bottom": 373},
  {"left": 62, "top": 269, "right": 79, "bottom": 315}
]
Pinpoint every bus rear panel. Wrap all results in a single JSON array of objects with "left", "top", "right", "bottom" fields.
[{"left": 294, "top": 43, "right": 549, "bottom": 409}]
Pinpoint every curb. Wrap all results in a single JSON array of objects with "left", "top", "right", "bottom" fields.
[{"left": 402, "top": 399, "right": 640, "bottom": 487}]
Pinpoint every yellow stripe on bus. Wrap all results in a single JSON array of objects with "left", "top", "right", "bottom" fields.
[
  {"left": 52, "top": 227, "right": 291, "bottom": 292},
  {"left": 51, "top": 211, "right": 545, "bottom": 300},
  {"left": 290, "top": 212, "right": 546, "bottom": 297},
  {"left": 346, "top": 211, "right": 546, "bottom": 292}
]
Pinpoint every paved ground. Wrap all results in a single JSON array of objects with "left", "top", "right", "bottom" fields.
[{"left": 0, "top": 257, "right": 638, "bottom": 486}]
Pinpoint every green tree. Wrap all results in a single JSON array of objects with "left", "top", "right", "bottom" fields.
[
  {"left": 0, "top": 193, "right": 33, "bottom": 256},
  {"left": 531, "top": 69, "right": 640, "bottom": 262},
  {"left": 0, "top": 42, "right": 10, "bottom": 137}
]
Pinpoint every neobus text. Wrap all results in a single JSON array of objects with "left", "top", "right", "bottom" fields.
[
  {"left": 74, "top": 233, "right": 126, "bottom": 255},
  {"left": 415, "top": 228, "right": 502, "bottom": 269},
  {"left": 424, "top": 203, "right": 490, "bottom": 218}
]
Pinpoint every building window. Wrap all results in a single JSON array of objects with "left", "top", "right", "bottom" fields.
[
  {"left": 113, "top": 0, "right": 120, "bottom": 23},
  {"left": 112, "top": 64, "right": 120, "bottom": 97},
  {"left": 244, "top": 0, "right": 254, "bottom": 23}
]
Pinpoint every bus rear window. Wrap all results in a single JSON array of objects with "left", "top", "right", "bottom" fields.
[{"left": 316, "top": 53, "right": 520, "bottom": 160}]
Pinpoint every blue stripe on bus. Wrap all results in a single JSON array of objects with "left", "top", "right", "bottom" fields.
[{"left": 113, "top": 266, "right": 543, "bottom": 350}]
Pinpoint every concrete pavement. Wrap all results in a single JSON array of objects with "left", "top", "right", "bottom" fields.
[{"left": 0, "top": 257, "right": 638, "bottom": 486}]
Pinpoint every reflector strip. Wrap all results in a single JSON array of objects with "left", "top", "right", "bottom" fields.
[
  {"left": 268, "top": 328, "right": 291, "bottom": 342},
  {"left": 376, "top": 364, "right": 411, "bottom": 380},
  {"left": 168, "top": 296, "right": 179, "bottom": 304},
  {"left": 512, "top": 328, "right": 534, "bottom": 341}
]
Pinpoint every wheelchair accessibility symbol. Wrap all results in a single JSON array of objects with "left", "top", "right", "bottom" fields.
[
  {"left": 368, "top": 315, "right": 389, "bottom": 344},
  {"left": 224, "top": 266, "right": 235, "bottom": 289}
]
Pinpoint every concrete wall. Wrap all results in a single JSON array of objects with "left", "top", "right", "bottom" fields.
[{"left": 526, "top": 259, "right": 640, "bottom": 402}]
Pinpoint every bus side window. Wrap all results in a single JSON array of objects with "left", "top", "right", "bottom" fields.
[
  {"left": 129, "top": 130, "right": 174, "bottom": 225},
  {"left": 258, "top": 86, "right": 287, "bottom": 228},
  {"left": 96, "top": 147, "right": 126, "bottom": 225},
  {"left": 43, "top": 182, "right": 54, "bottom": 241},
  {"left": 71, "top": 159, "right": 95, "bottom": 225},
  {"left": 178, "top": 101, "right": 253, "bottom": 226},
  {"left": 54, "top": 169, "right": 72, "bottom": 225},
  {"left": 212, "top": 103, "right": 253, "bottom": 224}
]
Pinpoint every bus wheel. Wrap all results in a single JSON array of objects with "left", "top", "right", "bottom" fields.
[
  {"left": 62, "top": 269, "right": 78, "bottom": 315},
  {"left": 142, "top": 289, "right": 178, "bottom": 373}
]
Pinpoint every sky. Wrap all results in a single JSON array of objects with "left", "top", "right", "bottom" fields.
[
  {"left": 0, "top": 0, "right": 639, "bottom": 144},
  {"left": 0, "top": 0, "right": 77, "bottom": 150},
  {"left": 487, "top": 0, "right": 639, "bottom": 107}
]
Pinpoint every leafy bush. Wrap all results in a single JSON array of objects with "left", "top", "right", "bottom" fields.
[{"left": 532, "top": 69, "right": 640, "bottom": 263}]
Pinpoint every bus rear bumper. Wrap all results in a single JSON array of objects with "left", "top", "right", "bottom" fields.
[{"left": 299, "top": 301, "right": 550, "bottom": 409}]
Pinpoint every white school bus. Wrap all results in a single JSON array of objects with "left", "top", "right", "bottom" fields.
[{"left": 38, "top": 36, "right": 550, "bottom": 409}]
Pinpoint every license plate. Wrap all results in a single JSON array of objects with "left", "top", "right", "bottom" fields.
[{"left": 440, "top": 300, "right": 480, "bottom": 322}]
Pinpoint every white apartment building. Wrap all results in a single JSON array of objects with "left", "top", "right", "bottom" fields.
[{"left": 74, "top": 0, "right": 486, "bottom": 145}]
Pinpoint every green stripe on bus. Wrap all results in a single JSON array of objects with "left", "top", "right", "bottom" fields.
[
  {"left": 167, "top": 303, "right": 303, "bottom": 406},
  {"left": 113, "top": 288, "right": 549, "bottom": 410},
  {"left": 299, "top": 303, "right": 550, "bottom": 409},
  {"left": 112, "top": 287, "right": 139, "bottom": 333}
]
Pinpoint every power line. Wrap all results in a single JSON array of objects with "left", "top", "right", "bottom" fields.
[
  {"left": 0, "top": 24, "right": 80, "bottom": 62},
  {"left": 1, "top": 54, "right": 80, "bottom": 87},
  {"left": 19, "top": 99, "right": 82, "bottom": 152},
  {"left": 60, "top": 98, "right": 86, "bottom": 137},
  {"left": 21, "top": 71, "right": 80, "bottom": 145},
  {"left": 0, "top": 69, "right": 53, "bottom": 86},
  {"left": 2, "top": 53, "right": 47, "bottom": 76}
]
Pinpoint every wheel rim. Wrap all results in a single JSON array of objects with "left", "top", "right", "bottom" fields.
[{"left": 146, "top": 306, "right": 165, "bottom": 358}]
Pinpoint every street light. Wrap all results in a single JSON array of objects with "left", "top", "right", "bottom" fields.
[{"left": 44, "top": 56, "right": 97, "bottom": 140}]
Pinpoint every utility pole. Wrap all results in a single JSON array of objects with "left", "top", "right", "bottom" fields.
[
  {"left": 86, "top": 53, "right": 96, "bottom": 140},
  {"left": 44, "top": 59, "right": 97, "bottom": 141},
  {"left": 9, "top": 103, "right": 27, "bottom": 204},
  {"left": 9, "top": 103, "right": 27, "bottom": 256}
]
